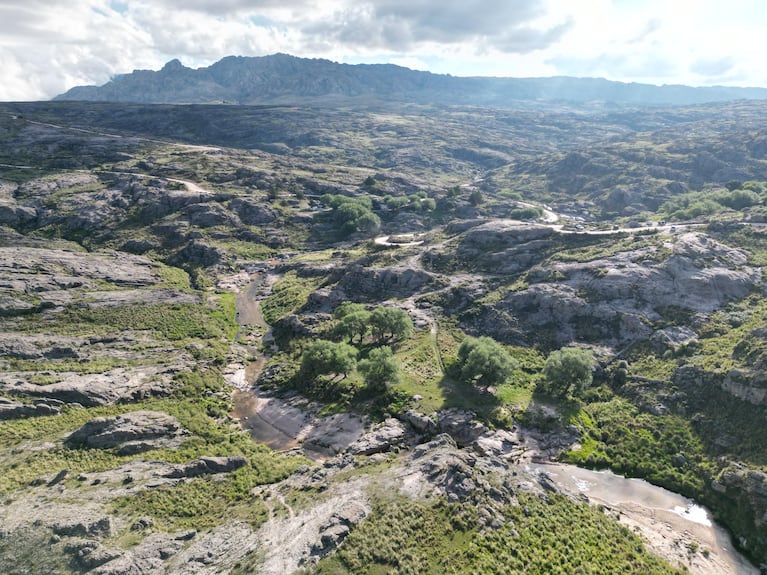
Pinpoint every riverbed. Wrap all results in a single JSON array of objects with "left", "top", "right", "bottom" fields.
[{"left": 229, "top": 275, "right": 366, "bottom": 460}]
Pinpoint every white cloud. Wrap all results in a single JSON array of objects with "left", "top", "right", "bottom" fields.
[{"left": 0, "top": 0, "right": 765, "bottom": 100}]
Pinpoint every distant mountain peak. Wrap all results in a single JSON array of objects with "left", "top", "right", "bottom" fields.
[
  {"left": 54, "top": 53, "right": 767, "bottom": 107},
  {"left": 161, "top": 58, "right": 186, "bottom": 72}
]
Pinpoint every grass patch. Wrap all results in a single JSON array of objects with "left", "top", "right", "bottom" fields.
[
  {"left": 16, "top": 299, "right": 235, "bottom": 341},
  {"left": 261, "top": 271, "right": 325, "bottom": 325},
  {"left": 312, "top": 493, "right": 685, "bottom": 575},
  {"left": 562, "top": 396, "right": 712, "bottom": 498}
]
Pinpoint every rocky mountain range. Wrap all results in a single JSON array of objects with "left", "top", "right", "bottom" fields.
[{"left": 54, "top": 53, "right": 767, "bottom": 107}]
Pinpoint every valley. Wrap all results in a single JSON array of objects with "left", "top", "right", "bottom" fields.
[{"left": 0, "top": 97, "right": 766, "bottom": 574}]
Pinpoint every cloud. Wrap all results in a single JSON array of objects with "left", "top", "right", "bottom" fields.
[
  {"left": 690, "top": 57, "right": 736, "bottom": 80},
  {"left": 0, "top": 0, "right": 765, "bottom": 100},
  {"left": 302, "top": 0, "right": 571, "bottom": 53}
]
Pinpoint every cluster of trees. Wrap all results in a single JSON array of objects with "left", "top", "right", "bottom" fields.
[
  {"left": 509, "top": 206, "right": 543, "bottom": 220},
  {"left": 660, "top": 181, "right": 767, "bottom": 221},
  {"left": 452, "top": 337, "right": 595, "bottom": 400},
  {"left": 332, "top": 303, "right": 413, "bottom": 344},
  {"left": 382, "top": 192, "right": 436, "bottom": 213},
  {"left": 322, "top": 194, "right": 381, "bottom": 237},
  {"left": 298, "top": 304, "right": 414, "bottom": 391}
]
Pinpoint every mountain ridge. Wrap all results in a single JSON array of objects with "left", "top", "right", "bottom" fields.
[{"left": 54, "top": 53, "right": 767, "bottom": 107}]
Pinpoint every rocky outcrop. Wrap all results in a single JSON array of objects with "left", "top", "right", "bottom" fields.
[
  {"left": 674, "top": 365, "right": 767, "bottom": 406},
  {"left": 334, "top": 264, "right": 445, "bottom": 301},
  {"left": 0, "top": 246, "right": 163, "bottom": 294},
  {"left": 0, "top": 397, "right": 63, "bottom": 419},
  {"left": 454, "top": 222, "right": 557, "bottom": 274},
  {"left": 310, "top": 502, "right": 369, "bottom": 558},
  {"left": 495, "top": 232, "right": 760, "bottom": 345},
  {"left": 712, "top": 463, "right": 767, "bottom": 561},
  {"left": 347, "top": 418, "right": 409, "bottom": 455},
  {"left": 437, "top": 409, "right": 488, "bottom": 447},
  {"left": 402, "top": 410, "right": 438, "bottom": 435},
  {"left": 167, "top": 239, "right": 226, "bottom": 267},
  {"left": 4, "top": 366, "right": 177, "bottom": 407},
  {"left": 165, "top": 456, "right": 247, "bottom": 478},
  {"left": 66, "top": 411, "right": 186, "bottom": 454},
  {"left": 229, "top": 197, "right": 277, "bottom": 225},
  {"left": 182, "top": 202, "right": 239, "bottom": 228},
  {"left": 88, "top": 532, "right": 190, "bottom": 575},
  {"left": 52, "top": 516, "right": 115, "bottom": 539},
  {"left": 65, "top": 539, "right": 122, "bottom": 570}
]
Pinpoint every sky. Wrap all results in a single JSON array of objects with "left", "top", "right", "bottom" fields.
[{"left": 1, "top": 0, "right": 766, "bottom": 101}]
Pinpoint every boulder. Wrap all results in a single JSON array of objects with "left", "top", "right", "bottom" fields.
[
  {"left": 0, "top": 397, "right": 63, "bottom": 420},
  {"left": 52, "top": 516, "right": 115, "bottom": 538},
  {"left": 402, "top": 410, "right": 438, "bottom": 435},
  {"left": 311, "top": 502, "right": 369, "bottom": 557}
]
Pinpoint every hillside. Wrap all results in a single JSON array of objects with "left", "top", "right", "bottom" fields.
[
  {"left": 0, "top": 99, "right": 766, "bottom": 575},
  {"left": 54, "top": 53, "right": 767, "bottom": 107}
]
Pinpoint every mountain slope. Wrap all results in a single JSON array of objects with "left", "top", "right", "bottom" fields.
[{"left": 54, "top": 53, "right": 767, "bottom": 107}]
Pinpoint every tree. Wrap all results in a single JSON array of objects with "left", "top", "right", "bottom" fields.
[
  {"left": 542, "top": 347, "right": 595, "bottom": 398},
  {"left": 455, "top": 336, "right": 518, "bottom": 388},
  {"left": 358, "top": 346, "right": 400, "bottom": 390},
  {"left": 333, "top": 302, "right": 367, "bottom": 319},
  {"left": 300, "top": 340, "right": 358, "bottom": 379},
  {"left": 333, "top": 310, "right": 371, "bottom": 344},
  {"left": 369, "top": 307, "right": 414, "bottom": 343},
  {"left": 469, "top": 189, "right": 484, "bottom": 206}
]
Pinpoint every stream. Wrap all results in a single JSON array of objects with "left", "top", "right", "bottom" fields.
[
  {"left": 228, "top": 274, "right": 758, "bottom": 574},
  {"left": 230, "top": 275, "right": 366, "bottom": 460}
]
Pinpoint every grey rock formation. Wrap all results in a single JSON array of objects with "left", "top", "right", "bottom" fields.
[
  {"left": 347, "top": 418, "right": 409, "bottom": 455},
  {"left": 498, "top": 232, "right": 759, "bottom": 345},
  {"left": 310, "top": 502, "right": 369, "bottom": 558},
  {"left": 335, "top": 264, "right": 444, "bottom": 301},
  {"left": 455, "top": 222, "right": 557, "bottom": 275},
  {"left": 4, "top": 366, "right": 176, "bottom": 407},
  {"left": 65, "top": 539, "right": 122, "bottom": 570},
  {"left": 66, "top": 411, "right": 185, "bottom": 454},
  {"left": 165, "top": 456, "right": 247, "bottom": 478},
  {"left": 51, "top": 516, "right": 115, "bottom": 538},
  {"left": 229, "top": 197, "right": 277, "bottom": 225},
  {"left": 0, "top": 397, "right": 62, "bottom": 419},
  {"left": 90, "top": 533, "right": 188, "bottom": 575},
  {"left": 437, "top": 409, "right": 488, "bottom": 447},
  {"left": 402, "top": 409, "right": 438, "bottom": 435}
]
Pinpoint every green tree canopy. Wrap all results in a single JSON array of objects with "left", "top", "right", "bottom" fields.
[
  {"left": 542, "top": 347, "right": 595, "bottom": 398},
  {"left": 333, "top": 302, "right": 367, "bottom": 320},
  {"left": 322, "top": 194, "right": 381, "bottom": 237},
  {"left": 358, "top": 346, "right": 400, "bottom": 390},
  {"left": 456, "top": 336, "right": 518, "bottom": 388},
  {"left": 300, "top": 339, "right": 358, "bottom": 379},
  {"left": 369, "top": 307, "right": 414, "bottom": 343},
  {"left": 333, "top": 310, "right": 371, "bottom": 344}
]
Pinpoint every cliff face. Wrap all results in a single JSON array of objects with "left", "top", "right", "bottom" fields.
[{"left": 55, "top": 53, "right": 767, "bottom": 106}]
